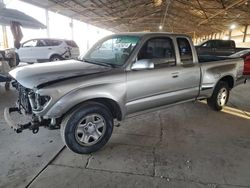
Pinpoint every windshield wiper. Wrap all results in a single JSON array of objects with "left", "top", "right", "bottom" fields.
[{"left": 81, "top": 58, "right": 115, "bottom": 68}]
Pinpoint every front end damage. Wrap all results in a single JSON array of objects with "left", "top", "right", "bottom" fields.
[
  {"left": 4, "top": 81, "right": 60, "bottom": 134},
  {"left": 4, "top": 60, "right": 113, "bottom": 135}
]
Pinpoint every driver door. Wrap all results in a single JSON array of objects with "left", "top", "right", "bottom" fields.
[{"left": 126, "top": 37, "right": 200, "bottom": 114}]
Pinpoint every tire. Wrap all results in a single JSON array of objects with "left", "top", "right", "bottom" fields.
[
  {"left": 50, "top": 55, "right": 62, "bottom": 62},
  {"left": 5, "top": 82, "right": 10, "bottom": 91},
  {"left": 60, "top": 102, "right": 114, "bottom": 154},
  {"left": 15, "top": 53, "right": 20, "bottom": 66},
  {"left": 207, "top": 81, "right": 230, "bottom": 111}
]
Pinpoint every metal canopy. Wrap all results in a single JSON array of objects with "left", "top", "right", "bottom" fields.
[
  {"left": 20, "top": 0, "right": 250, "bottom": 37},
  {"left": 0, "top": 7, "right": 46, "bottom": 29}
]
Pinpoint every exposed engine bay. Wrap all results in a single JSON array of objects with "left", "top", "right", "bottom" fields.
[{"left": 5, "top": 81, "right": 60, "bottom": 134}]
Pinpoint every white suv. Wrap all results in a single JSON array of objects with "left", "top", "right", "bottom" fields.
[{"left": 16, "top": 38, "right": 80, "bottom": 63}]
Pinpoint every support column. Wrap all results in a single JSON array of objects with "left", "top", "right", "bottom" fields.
[
  {"left": 86, "top": 23, "right": 90, "bottom": 50},
  {"left": 45, "top": 9, "right": 50, "bottom": 38},
  {"left": 229, "top": 30, "right": 232, "bottom": 40},
  {"left": 243, "top": 25, "right": 248, "bottom": 43},
  {"left": 70, "top": 18, "right": 74, "bottom": 40},
  {"left": 2, "top": 26, "right": 8, "bottom": 48},
  {"left": 0, "top": 0, "right": 8, "bottom": 48}
]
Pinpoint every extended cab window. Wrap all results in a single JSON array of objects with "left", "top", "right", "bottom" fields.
[
  {"left": 177, "top": 38, "right": 193, "bottom": 64},
  {"left": 138, "top": 37, "right": 176, "bottom": 67}
]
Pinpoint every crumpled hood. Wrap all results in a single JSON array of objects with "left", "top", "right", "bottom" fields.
[{"left": 9, "top": 60, "right": 111, "bottom": 89}]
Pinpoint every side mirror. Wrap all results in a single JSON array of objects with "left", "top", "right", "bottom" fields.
[{"left": 131, "top": 59, "right": 154, "bottom": 70}]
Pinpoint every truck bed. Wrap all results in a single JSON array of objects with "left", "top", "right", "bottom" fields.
[{"left": 198, "top": 55, "right": 238, "bottom": 63}]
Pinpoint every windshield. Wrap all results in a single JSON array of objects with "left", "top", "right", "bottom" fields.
[{"left": 82, "top": 35, "right": 140, "bottom": 67}]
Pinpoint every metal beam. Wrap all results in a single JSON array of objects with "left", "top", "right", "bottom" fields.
[
  {"left": 198, "top": 0, "right": 248, "bottom": 26},
  {"left": 243, "top": 25, "right": 248, "bottom": 42},
  {"left": 196, "top": 0, "right": 208, "bottom": 19}
]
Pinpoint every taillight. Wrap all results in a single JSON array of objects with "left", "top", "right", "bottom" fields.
[{"left": 243, "top": 55, "right": 250, "bottom": 75}]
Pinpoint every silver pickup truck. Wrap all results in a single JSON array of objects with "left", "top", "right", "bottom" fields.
[{"left": 4, "top": 33, "right": 247, "bottom": 154}]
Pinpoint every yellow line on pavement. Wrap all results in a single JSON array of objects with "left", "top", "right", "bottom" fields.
[{"left": 199, "top": 100, "right": 250, "bottom": 120}]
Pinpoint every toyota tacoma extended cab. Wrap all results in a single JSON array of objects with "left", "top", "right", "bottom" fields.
[{"left": 4, "top": 33, "right": 247, "bottom": 154}]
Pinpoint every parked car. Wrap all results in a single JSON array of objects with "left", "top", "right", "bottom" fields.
[
  {"left": 0, "top": 51, "right": 12, "bottom": 90},
  {"left": 230, "top": 49, "right": 250, "bottom": 76},
  {"left": 196, "top": 39, "right": 249, "bottom": 56},
  {"left": 5, "top": 33, "right": 247, "bottom": 154},
  {"left": 16, "top": 38, "right": 80, "bottom": 63}
]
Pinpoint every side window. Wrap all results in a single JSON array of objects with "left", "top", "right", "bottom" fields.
[
  {"left": 201, "top": 41, "right": 213, "bottom": 48},
  {"left": 177, "top": 38, "right": 193, "bottom": 64},
  {"left": 66, "top": 40, "right": 78, "bottom": 48},
  {"left": 36, "top": 40, "right": 47, "bottom": 47},
  {"left": 45, "top": 40, "right": 62, "bottom": 46},
  {"left": 22, "top": 40, "right": 37, "bottom": 47},
  {"left": 218, "top": 40, "right": 234, "bottom": 49},
  {"left": 138, "top": 37, "right": 176, "bottom": 67}
]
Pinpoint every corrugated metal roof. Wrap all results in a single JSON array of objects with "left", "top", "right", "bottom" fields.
[{"left": 20, "top": 0, "right": 250, "bottom": 37}]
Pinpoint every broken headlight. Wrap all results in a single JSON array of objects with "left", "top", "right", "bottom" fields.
[{"left": 28, "top": 92, "right": 51, "bottom": 112}]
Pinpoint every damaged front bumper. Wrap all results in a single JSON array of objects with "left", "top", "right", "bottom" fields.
[
  {"left": 4, "top": 106, "right": 60, "bottom": 134},
  {"left": 4, "top": 107, "right": 34, "bottom": 133},
  {"left": 4, "top": 107, "right": 42, "bottom": 134}
]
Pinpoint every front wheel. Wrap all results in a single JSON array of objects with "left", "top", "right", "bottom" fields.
[
  {"left": 207, "top": 81, "right": 230, "bottom": 111},
  {"left": 61, "top": 102, "right": 114, "bottom": 154}
]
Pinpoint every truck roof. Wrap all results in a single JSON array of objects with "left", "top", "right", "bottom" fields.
[{"left": 110, "top": 32, "right": 191, "bottom": 38}]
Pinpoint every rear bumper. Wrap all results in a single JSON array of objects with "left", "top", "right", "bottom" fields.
[
  {"left": 243, "top": 74, "right": 250, "bottom": 79},
  {"left": 235, "top": 76, "right": 247, "bottom": 87}
]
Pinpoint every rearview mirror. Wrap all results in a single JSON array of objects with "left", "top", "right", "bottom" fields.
[{"left": 131, "top": 59, "right": 154, "bottom": 70}]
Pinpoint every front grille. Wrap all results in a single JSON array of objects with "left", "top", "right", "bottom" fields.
[{"left": 16, "top": 83, "right": 32, "bottom": 114}]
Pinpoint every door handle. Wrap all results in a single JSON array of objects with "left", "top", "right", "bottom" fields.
[{"left": 48, "top": 48, "right": 52, "bottom": 50}]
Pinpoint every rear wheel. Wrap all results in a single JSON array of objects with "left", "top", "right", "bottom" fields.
[
  {"left": 207, "top": 81, "right": 230, "bottom": 111},
  {"left": 61, "top": 102, "right": 114, "bottom": 154},
  {"left": 50, "top": 55, "right": 62, "bottom": 62}
]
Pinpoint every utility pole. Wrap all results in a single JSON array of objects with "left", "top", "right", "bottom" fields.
[{"left": 0, "top": 0, "right": 9, "bottom": 49}]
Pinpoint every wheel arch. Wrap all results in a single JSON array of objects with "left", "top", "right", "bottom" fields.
[
  {"left": 218, "top": 75, "right": 234, "bottom": 89},
  {"left": 49, "top": 53, "right": 62, "bottom": 60},
  {"left": 61, "top": 97, "right": 123, "bottom": 122}
]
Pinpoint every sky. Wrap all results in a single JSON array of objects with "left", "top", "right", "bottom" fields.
[{"left": 1, "top": 0, "right": 112, "bottom": 53}]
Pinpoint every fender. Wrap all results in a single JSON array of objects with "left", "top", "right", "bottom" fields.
[
  {"left": 43, "top": 83, "right": 127, "bottom": 120},
  {"left": 199, "top": 59, "right": 241, "bottom": 98}
]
